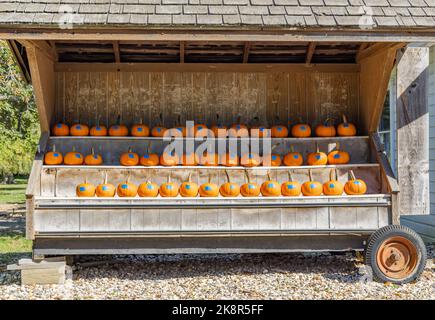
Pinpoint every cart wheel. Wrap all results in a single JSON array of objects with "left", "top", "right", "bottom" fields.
[{"left": 365, "top": 225, "right": 427, "bottom": 284}]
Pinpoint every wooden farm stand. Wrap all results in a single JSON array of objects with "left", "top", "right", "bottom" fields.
[{"left": 2, "top": 4, "right": 434, "bottom": 283}]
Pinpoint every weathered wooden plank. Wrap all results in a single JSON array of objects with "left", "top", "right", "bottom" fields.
[
  {"left": 34, "top": 209, "right": 79, "bottom": 232},
  {"left": 396, "top": 47, "right": 429, "bottom": 216}
]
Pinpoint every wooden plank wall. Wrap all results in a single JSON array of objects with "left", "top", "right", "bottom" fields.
[{"left": 54, "top": 71, "right": 360, "bottom": 129}]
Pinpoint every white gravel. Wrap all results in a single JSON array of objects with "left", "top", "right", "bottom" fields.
[{"left": 0, "top": 246, "right": 434, "bottom": 300}]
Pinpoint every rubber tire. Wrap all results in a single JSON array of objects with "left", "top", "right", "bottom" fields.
[{"left": 365, "top": 225, "right": 427, "bottom": 284}]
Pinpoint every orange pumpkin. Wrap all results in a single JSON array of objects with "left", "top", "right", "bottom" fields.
[
  {"left": 220, "top": 153, "right": 239, "bottom": 167},
  {"left": 131, "top": 118, "right": 150, "bottom": 137},
  {"left": 70, "top": 123, "right": 89, "bottom": 136},
  {"left": 95, "top": 172, "right": 116, "bottom": 198},
  {"left": 52, "top": 123, "right": 69, "bottom": 136},
  {"left": 76, "top": 177, "right": 96, "bottom": 197},
  {"left": 291, "top": 122, "right": 311, "bottom": 138},
  {"left": 64, "top": 147, "right": 84, "bottom": 165},
  {"left": 271, "top": 116, "right": 289, "bottom": 138},
  {"left": 327, "top": 142, "right": 350, "bottom": 165},
  {"left": 250, "top": 117, "right": 270, "bottom": 138},
  {"left": 159, "top": 174, "right": 179, "bottom": 197},
  {"left": 109, "top": 115, "right": 129, "bottom": 136},
  {"left": 281, "top": 171, "right": 302, "bottom": 197},
  {"left": 315, "top": 118, "right": 336, "bottom": 137},
  {"left": 199, "top": 174, "right": 219, "bottom": 197},
  {"left": 117, "top": 174, "right": 138, "bottom": 197},
  {"left": 211, "top": 113, "right": 228, "bottom": 138},
  {"left": 323, "top": 168, "right": 344, "bottom": 196},
  {"left": 120, "top": 147, "right": 139, "bottom": 166},
  {"left": 301, "top": 169, "right": 323, "bottom": 196},
  {"left": 220, "top": 170, "right": 240, "bottom": 197},
  {"left": 170, "top": 115, "right": 186, "bottom": 137},
  {"left": 181, "top": 152, "right": 199, "bottom": 166},
  {"left": 140, "top": 143, "right": 159, "bottom": 166},
  {"left": 138, "top": 180, "right": 159, "bottom": 197},
  {"left": 262, "top": 143, "right": 282, "bottom": 167},
  {"left": 90, "top": 116, "right": 107, "bottom": 136},
  {"left": 337, "top": 114, "right": 357, "bottom": 136},
  {"left": 44, "top": 144, "right": 63, "bottom": 165},
  {"left": 160, "top": 150, "right": 180, "bottom": 166},
  {"left": 283, "top": 145, "right": 303, "bottom": 167},
  {"left": 180, "top": 173, "right": 199, "bottom": 197},
  {"left": 151, "top": 126, "right": 167, "bottom": 137},
  {"left": 240, "top": 170, "right": 260, "bottom": 197},
  {"left": 240, "top": 152, "right": 261, "bottom": 167},
  {"left": 228, "top": 116, "right": 249, "bottom": 138},
  {"left": 307, "top": 143, "right": 328, "bottom": 166},
  {"left": 198, "top": 152, "right": 219, "bottom": 166},
  {"left": 344, "top": 170, "right": 367, "bottom": 195},
  {"left": 84, "top": 147, "right": 103, "bottom": 165},
  {"left": 261, "top": 171, "right": 281, "bottom": 197}
]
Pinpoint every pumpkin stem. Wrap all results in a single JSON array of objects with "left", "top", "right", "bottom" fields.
[
  {"left": 290, "top": 145, "right": 294, "bottom": 153},
  {"left": 208, "top": 173, "right": 212, "bottom": 184},
  {"left": 349, "top": 170, "right": 356, "bottom": 181},
  {"left": 72, "top": 146, "right": 76, "bottom": 152},
  {"left": 216, "top": 113, "right": 220, "bottom": 125},
  {"left": 308, "top": 169, "right": 313, "bottom": 182},
  {"left": 271, "top": 143, "right": 280, "bottom": 152},
  {"left": 103, "top": 171, "right": 108, "bottom": 184},
  {"left": 52, "top": 144, "right": 56, "bottom": 152},
  {"left": 188, "top": 172, "right": 192, "bottom": 182},
  {"left": 116, "top": 114, "right": 121, "bottom": 125},
  {"left": 91, "top": 147, "right": 95, "bottom": 156},
  {"left": 167, "top": 173, "right": 171, "bottom": 183},
  {"left": 236, "top": 115, "right": 241, "bottom": 125},
  {"left": 330, "top": 168, "right": 337, "bottom": 181},
  {"left": 336, "top": 141, "right": 341, "bottom": 151},
  {"left": 128, "top": 146, "right": 132, "bottom": 153},
  {"left": 275, "top": 114, "right": 280, "bottom": 126},
  {"left": 244, "top": 170, "right": 251, "bottom": 183},
  {"left": 287, "top": 171, "right": 293, "bottom": 182},
  {"left": 315, "top": 142, "right": 319, "bottom": 153},
  {"left": 146, "top": 142, "right": 150, "bottom": 154},
  {"left": 324, "top": 118, "right": 334, "bottom": 126},
  {"left": 159, "top": 113, "right": 163, "bottom": 126},
  {"left": 342, "top": 114, "right": 348, "bottom": 124},
  {"left": 84, "top": 176, "right": 88, "bottom": 184},
  {"left": 267, "top": 170, "right": 271, "bottom": 181},
  {"left": 126, "top": 172, "right": 131, "bottom": 183},
  {"left": 225, "top": 170, "right": 231, "bottom": 183}
]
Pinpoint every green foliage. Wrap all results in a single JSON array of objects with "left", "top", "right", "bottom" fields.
[{"left": 0, "top": 41, "right": 40, "bottom": 182}]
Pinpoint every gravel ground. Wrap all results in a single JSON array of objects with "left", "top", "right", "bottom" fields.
[{"left": 0, "top": 246, "right": 433, "bottom": 300}]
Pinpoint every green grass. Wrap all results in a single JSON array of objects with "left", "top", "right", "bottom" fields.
[
  {"left": 0, "top": 234, "right": 32, "bottom": 266},
  {"left": 0, "top": 178, "right": 27, "bottom": 205}
]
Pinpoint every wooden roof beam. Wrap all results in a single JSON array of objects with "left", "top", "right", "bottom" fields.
[
  {"left": 17, "top": 40, "right": 56, "bottom": 61},
  {"left": 113, "top": 41, "right": 120, "bottom": 63},
  {"left": 180, "top": 41, "right": 185, "bottom": 63},
  {"left": 356, "top": 42, "right": 405, "bottom": 63},
  {"left": 305, "top": 42, "right": 316, "bottom": 65},
  {"left": 243, "top": 42, "right": 250, "bottom": 63}
]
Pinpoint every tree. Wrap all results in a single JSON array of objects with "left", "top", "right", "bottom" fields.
[{"left": 0, "top": 41, "right": 40, "bottom": 183}]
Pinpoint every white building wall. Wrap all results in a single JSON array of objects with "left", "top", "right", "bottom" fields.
[{"left": 429, "top": 45, "right": 435, "bottom": 215}]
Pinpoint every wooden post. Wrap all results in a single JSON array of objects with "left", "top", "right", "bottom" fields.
[{"left": 396, "top": 46, "right": 430, "bottom": 216}]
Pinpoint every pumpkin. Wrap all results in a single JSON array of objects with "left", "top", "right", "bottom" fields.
[
  {"left": 301, "top": 169, "right": 323, "bottom": 196},
  {"left": 180, "top": 173, "right": 199, "bottom": 197},
  {"left": 261, "top": 171, "right": 281, "bottom": 197},
  {"left": 250, "top": 116, "right": 270, "bottom": 138},
  {"left": 211, "top": 113, "right": 228, "bottom": 138},
  {"left": 307, "top": 143, "right": 328, "bottom": 166},
  {"left": 198, "top": 152, "right": 219, "bottom": 166},
  {"left": 109, "top": 115, "right": 129, "bottom": 136},
  {"left": 337, "top": 114, "right": 357, "bottom": 136},
  {"left": 199, "top": 174, "right": 219, "bottom": 197},
  {"left": 52, "top": 123, "right": 69, "bottom": 136},
  {"left": 64, "top": 147, "right": 84, "bottom": 165},
  {"left": 44, "top": 144, "right": 63, "bottom": 165},
  {"left": 281, "top": 171, "right": 302, "bottom": 197},
  {"left": 131, "top": 118, "right": 150, "bottom": 137},
  {"left": 159, "top": 174, "right": 179, "bottom": 197},
  {"left": 140, "top": 143, "right": 159, "bottom": 166},
  {"left": 315, "top": 118, "right": 336, "bottom": 137},
  {"left": 344, "top": 170, "right": 367, "bottom": 195},
  {"left": 138, "top": 180, "right": 159, "bottom": 197},
  {"left": 220, "top": 153, "right": 239, "bottom": 167},
  {"left": 160, "top": 150, "right": 180, "bottom": 166},
  {"left": 76, "top": 177, "right": 96, "bottom": 197},
  {"left": 220, "top": 170, "right": 240, "bottom": 197},
  {"left": 291, "top": 120, "right": 311, "bottom": 138},
  {"left": 323, "top": 168, "right": 344, "bottom": 196},
  {"left": 181, "top": 152, "right": 199, "bottom": 166},
  {"left": 70, "top": 122, "right": 89, "bottom": 136},
  {"left": 90, "top": 116, "right": 107, "bottom": 136},
  {"left": 240, "top": 170, "right": 261, "bottom": 197},
  {"left": 152, "top": 114, "right": 167, "bottom": 137},
  {"left": 271, "top": 115, "right": 288, "bottom": 138},
  {"left": 95, "top": 172, "right": 116, "bottom": 197},
  {"left": 171, "top": 115, "right": 186, "bottom": 137},
  {"left": 262, "top": 143, "right": 282, "bottom": 167},
  {"left": 84, "top": 147, "right": 103, "bottom": 165},
  {"left": 283, "top": 145, "right": 303, "bottom": 167},
  {"left": 240, "top": 152, "right": 261, "bottom": 167},
  {"left": 120, "top": 147, "right": 139, "bottom": 166},
  {"left": 327, "top": 142, "right": 350, "bottom": 165},
  {"left": 117, "top": 174, "right": 138, "bottom": 197},
  {"left": 228, "top": 116, "right": 249, "bottom": 138}
]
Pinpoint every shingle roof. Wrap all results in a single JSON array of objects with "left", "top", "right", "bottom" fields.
[{"left": 0, "top": 0, "right": 434, "bottom": 29}]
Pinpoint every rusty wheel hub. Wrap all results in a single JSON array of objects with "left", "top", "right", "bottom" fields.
[{"left": 376, "top": 236, "right": 418, "bottom": 279}]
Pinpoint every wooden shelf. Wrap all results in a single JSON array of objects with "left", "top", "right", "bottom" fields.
[{"left": 42, "top": 163, "right": 379, "bottom": 170}]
